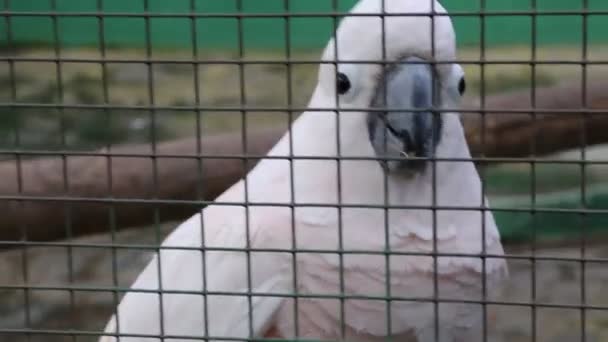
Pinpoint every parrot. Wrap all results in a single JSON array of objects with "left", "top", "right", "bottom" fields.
[{"left": 99, "top": 0, "right": 508, "bottom": 341}]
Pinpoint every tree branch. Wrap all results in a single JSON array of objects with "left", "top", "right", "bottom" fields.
[
  {"left": 1, "top": 80, "right": 607, "bottom": 243},
  {"left": 463, "top": 79, "right": 608, "bottom": 158}
]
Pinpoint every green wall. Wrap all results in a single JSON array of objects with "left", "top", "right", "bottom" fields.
[{"left": 2, "top": 0, "right": 608, "bottom": 50}]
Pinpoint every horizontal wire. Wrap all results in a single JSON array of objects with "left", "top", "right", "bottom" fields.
[
  {"left": 1, "top": 240, "right": 607, "bottom": 263},
  {"left": 0, "top": 195, "right": 602, "bottom": 214},
  {"left": 0, "top": 288, "right": 604, "bottom": 309},
  {"left": 9, "top": 323, "right": 608, "bottom": 342},
  {"left": 2, "top": 328, "right": 317, "bottom": 342},
  {"left": 2, "top": 56, "right": 608, "bottom": 65},
  {"left": 2, "top": 10, "right": 608, "bottom": 18},
  {"left": 1, "top": 102, "right": 605, "bottom": 114},
  {"left": 0, "top": 150, "right": 607, "bottom": 165},
  {"left": 0, "top": 329, "right": 325, "bottom": 342}
]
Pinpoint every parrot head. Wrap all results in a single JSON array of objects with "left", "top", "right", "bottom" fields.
[{"left": 315, "top": 0, "right": 466, "bottom": 175}]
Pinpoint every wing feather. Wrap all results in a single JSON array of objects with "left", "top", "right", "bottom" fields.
[{"left": 99, "top": 199, "right": 290, "bottom": 342}]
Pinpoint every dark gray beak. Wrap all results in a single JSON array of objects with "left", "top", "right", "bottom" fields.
[{"left": 367, "top": 56, "right": 442, "bottom": 173}]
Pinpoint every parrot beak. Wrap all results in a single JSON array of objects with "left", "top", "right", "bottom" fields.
[{"left": 367, "top": 56, "right": 442, "bottom": 174}]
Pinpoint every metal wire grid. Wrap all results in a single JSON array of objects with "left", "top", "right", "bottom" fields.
[{"left": 0, "top": 0, "right": 602, "bottom": 341}]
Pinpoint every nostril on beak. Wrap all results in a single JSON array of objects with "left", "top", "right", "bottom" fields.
[
  {"left": 385, "top": 121, "right": 402, "bottom": 139},
  {"left": 386, "top": 123, "right": 418, "bottom": 158},
  {"left": 386, "top": 123, "right": 413, "bottom": 149}
]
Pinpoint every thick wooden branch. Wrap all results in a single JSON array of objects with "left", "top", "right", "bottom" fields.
[
  {"left": 463, "top": 79, "right": 608, "bottom": 158},
  {"left": 1, "top": 80, "right": 608, "bottom": 243},
  {"left": 0, "top": 127, "right": 284, "bottom": 242}
]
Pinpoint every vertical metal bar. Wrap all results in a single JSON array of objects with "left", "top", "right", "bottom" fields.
[
  {"left": 49, "top": 0, "right": 76, "bottom": 339},
  {"left": 430, "top": 0, "right": 439, "bottom": 341},
  {"left": 529, "top": 1, "right": 538, "bottom": 342},
  {"left": 3, "top": 1, "right": 31, "bottom": 341},
  {"left": 478, "top": 0, "right": 488, "bottom": 341},
  {"left": 96, "top": 0, "right": 121, "bottom": 340},
  {"left": 190, "top": 0, "right": 203, "bottom": 203},
  {"left": 234, "top": 0, "right": 254, "bottom": 338},
  {"left": 379, "top": 0, "right": 393, "bottom": 340},
  {"left": 189, "top": 1, "right": 209, "bottom": 341},
  {"left": 580, "top": 0, "right": 589, "bottom": 341},
  {"left": 330, "top": 0, "right": 346, "bottom": 339},
  {"left": 142, "top": 0, "right": 165, "bottom": 340},
  {"left": 283, "top": 0, "right": 300, "bottom": 338}
]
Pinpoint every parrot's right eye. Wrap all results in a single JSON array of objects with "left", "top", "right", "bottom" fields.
[
  {"left": 336, "top": 72, "right": 351, "bottom": 95},
  {"left": 458, "top": 77, "right": 466, "bottom": 95}
]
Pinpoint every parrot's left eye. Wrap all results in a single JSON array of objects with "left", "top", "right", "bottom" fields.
[
  {"left": 458, "top": 77, "right": 466, "bottom": 95},
  {"left": 336, "top": 72, "right": 352, "bottom": 95}
]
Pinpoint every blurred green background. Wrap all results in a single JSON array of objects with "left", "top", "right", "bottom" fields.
[{"left": 3, "top": 0, "right": 608, "bottom": 49}]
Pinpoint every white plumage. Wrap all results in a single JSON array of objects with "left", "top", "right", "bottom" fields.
[{"left": 99, "top": 1, "right": 508, "bottom": 341}]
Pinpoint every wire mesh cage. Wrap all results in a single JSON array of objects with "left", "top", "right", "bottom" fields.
[{"left": 1, "top": 0, "right": 608, "bottom": 341}]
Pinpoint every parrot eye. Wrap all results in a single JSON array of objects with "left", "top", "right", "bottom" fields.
[
  {"left": 336, "top": 72, "right": 352, "bottom": 95},
  {"left": 458, "top": 77, "right": 466, "bottom": 95}
]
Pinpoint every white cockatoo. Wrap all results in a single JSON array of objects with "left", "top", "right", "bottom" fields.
[{"left": 100, "top": 0, "right": 507, "bottom": 341}]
